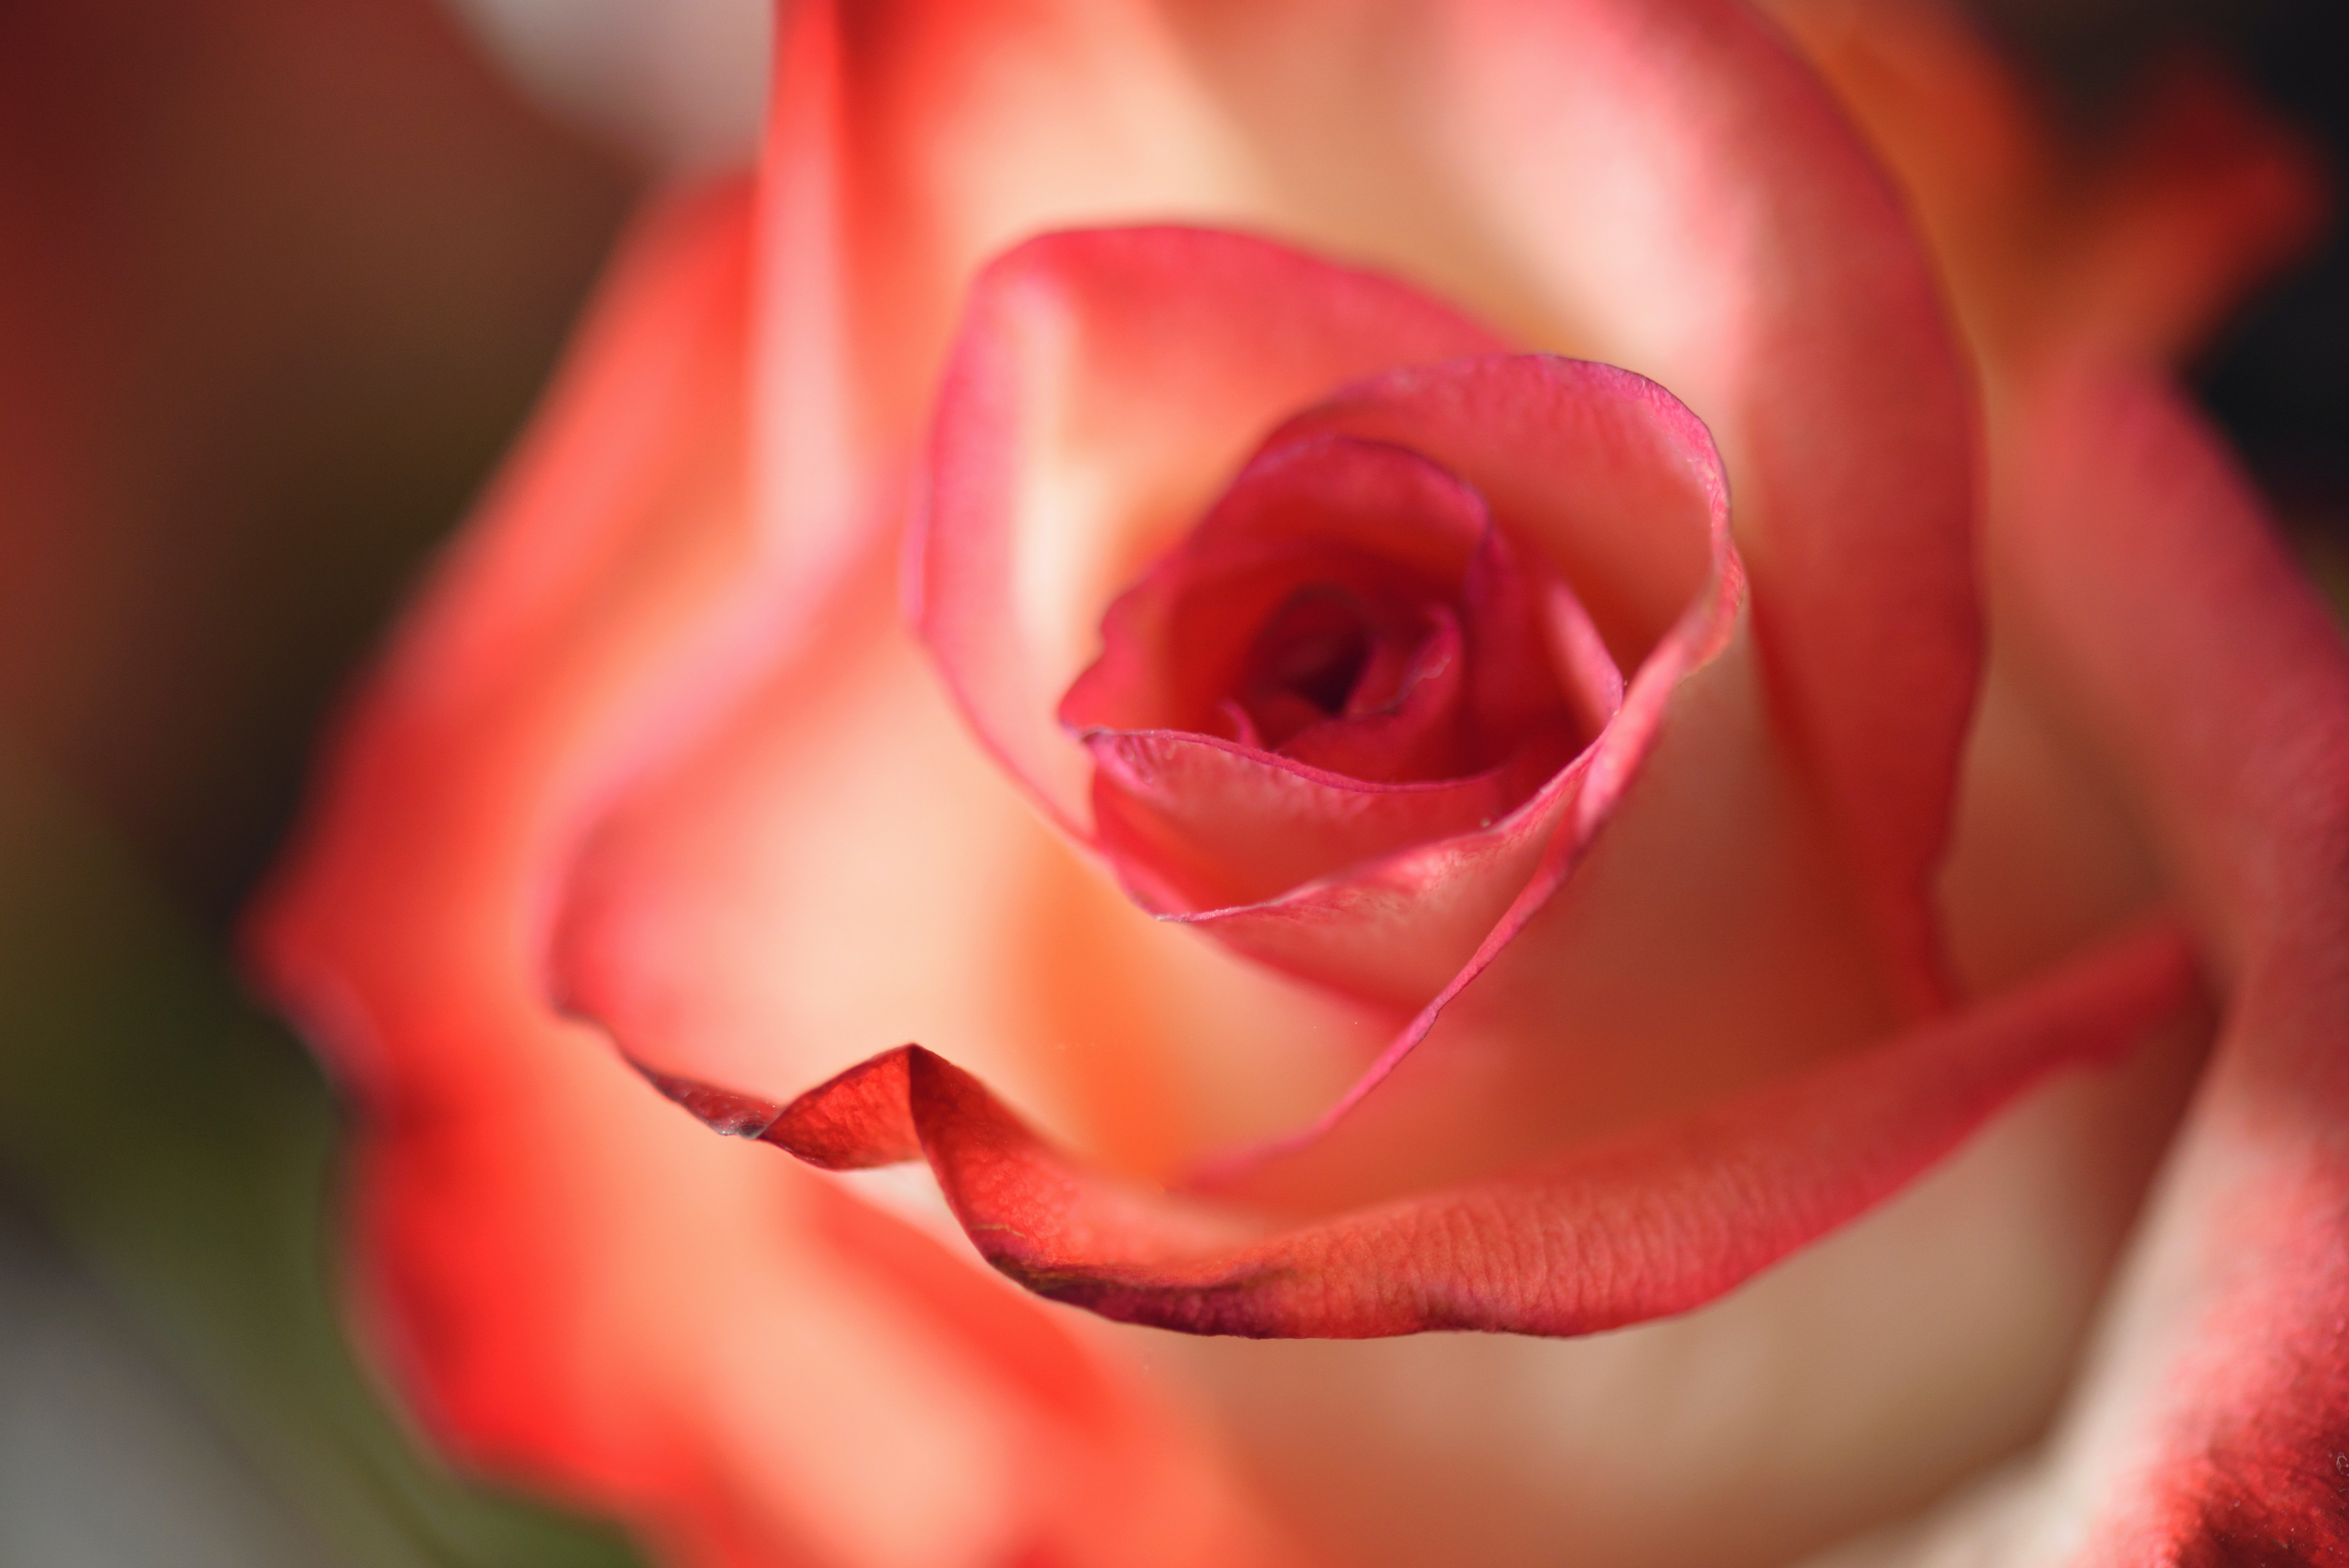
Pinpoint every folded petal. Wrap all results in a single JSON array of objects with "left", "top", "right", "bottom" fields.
[
  {"left": 1085, "top": 730, "right": 1561, "bottom": 914},
  {"left": 696, "top": 923, "right": 2197, "bottom": 1339},
  {"left": 575, "top": 216, "right": 1885, "bottom": 1217}
]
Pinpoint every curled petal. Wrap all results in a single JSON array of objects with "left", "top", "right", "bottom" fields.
[
  {"left": 912, "top": 225, "right": 1506, "bottom": 835},
  {"left": 1161, "top": 354, "right": 1743, "bottom": 1099},
  {"left": 1320, "top": 0, "right": 1984, "bottom": 1009},
  {"left": 921, "top": 231, "right": 1743, "bottom": 1031},
  {"left": 694, "top": 923, "right": 2199, "bottom": 1339},
  {"left": 1058, "top": 434, "right": 1535, "bottom": 772},
  {"left": 1085, "top": 729, "right": 1566, "bottom": 915},
  {"left": 1062, "top": 428, "right": 1621, "bottom": 923}
]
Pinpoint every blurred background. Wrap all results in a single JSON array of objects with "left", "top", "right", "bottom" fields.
[{"left": 0, "top": 1, "right": 2339, "bottom": 1563}]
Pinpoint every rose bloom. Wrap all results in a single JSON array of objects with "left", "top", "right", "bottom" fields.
[{"left": 250, "top": 2, "right": 2349, "bottom": 1565}]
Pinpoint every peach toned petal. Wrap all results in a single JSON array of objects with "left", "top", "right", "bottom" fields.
[
  {"left": 1184, "top": 0, "right": 1984, "bottom": 1009},
  {"left": 565, "top": 213, "right": 1894, "bottom": 1224},
  {"left": 912, "top": 228, "right": 1753, "bottom": 1102},
  {"left": 550, "top": 548, "right": 1383, "bottom": 1181},
  {"left": 249, "top": 185, "right": 1295, "bottom": 1568}
]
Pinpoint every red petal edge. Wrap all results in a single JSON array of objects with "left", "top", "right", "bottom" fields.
[{"left": 652, "top": 921, "right": 2197, "bottom": 1339}]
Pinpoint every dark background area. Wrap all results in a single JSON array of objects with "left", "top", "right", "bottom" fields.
[{"left": 0, "top": 1, "right": 2337, "bottom": 1564}]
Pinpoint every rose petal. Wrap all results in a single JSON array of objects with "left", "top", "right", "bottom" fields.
[
  {"left": 705, "top": 922, "right": 2197, "bottom": 1338},
  {"left": 923, "top": 246, "right": 1740, "bottom": 1025},
  {"left": 573, "top": 0, "right": 1979, "bottom": 1307},
  {"left": 1085, "top": 729, "right": 1564, "bottom": 914},
  {"left": 912, "top": 225, "right": 1507, "bottom": 835},
  {"left": 1052, "top": 417, "right": 1633, "bottom": 960},
  {"left": 772, "top": 1, "right": 1980, "bottom": 1010},
  {"left": 1153, "top": 353, "right": 1746, "bottom": 1135},
  {"left": 1910, "top": 365, "right": 2349, "bottom": 1560},
  {"left": 1057, "top": 434, "right": 1494, "bottom": 765},
  {"left": 1230, "top": 0, "right": 1984, "bottom": 1010},
  {"left": 248, "top": 185, "right": 1294, "bottom": 1568}
]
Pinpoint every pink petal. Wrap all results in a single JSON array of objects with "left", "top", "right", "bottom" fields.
[
  {"left": 567, "top": 0, "right": 1984, "bottom": 1313},
  {"left": 1059, "top": 423, "right": 1620, "bottom": 920},
  {"left": 768, "top": 0, "right": 1981, "bottom": 1009},
  {"left": 1889, "top": 363, "right": 2349, "bottom": 1560},
  {"left": 1148, "top": 352, "right": 1742, "bottom": 1091},
  {"left": 1085, "top": 725, "right": 1566, "bottom": 914},
  {"left": 1342, "top": 0, "right": 1983, "bottom": 1010},
  {"left": 693, "top": 923, "right": 2197, "bottom": 1338},
  {"left": 911, "top": 225, "right": 1506, "bottom": 835},
  {"left": 1057, "top": 434, "right": 1504, "bottom": 775},
  {"left": 925, "top": 257, "right": 1741, "bottom": 1028}
]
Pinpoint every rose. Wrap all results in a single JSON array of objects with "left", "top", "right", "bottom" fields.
[{"left": 248, "top": 2, "right": 2349, "bottom": 1564}]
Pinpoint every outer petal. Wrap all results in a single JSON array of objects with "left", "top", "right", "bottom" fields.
[
  {"left": 248, "top": 186, "right": 1295, "bottom": 1568},
  {"left": 680, "top": 922, "right": 2197, "bottom": 1338},
  {"left": 1809, "top": 369, "right": 2349, "bottom": 1564},
  {"left": 767, "top": 0, "right": 1981, "bottom": 1004}
]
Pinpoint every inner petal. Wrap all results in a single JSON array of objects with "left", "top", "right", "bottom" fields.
[
  {"left": 1277, "top": 608, "right": 1468, "bottom": 783},
  {"left": 1060, "top": 437, "right": 1485, "bottom": 737},
  {"left": 1243, "top": 584, "right": 1379, "bottom": 734},
  {"left": 1064, "top": 424, "right": 1630, "bottom": 919}
]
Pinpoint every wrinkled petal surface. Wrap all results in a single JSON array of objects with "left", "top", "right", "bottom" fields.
[{"left": 663, "top": 923, "right": 2196, "bottom": 1338}]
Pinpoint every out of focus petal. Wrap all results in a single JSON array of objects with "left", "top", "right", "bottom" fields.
[
  {"left": 251, "top": 185, "right": 1297, "bottom": 1568},
  {"left": 1813, "top": 364, "right": 2349, "bottom": 1563},
  {"left": 1777, "top": 0, "right": 2331, "bottom": 363}
]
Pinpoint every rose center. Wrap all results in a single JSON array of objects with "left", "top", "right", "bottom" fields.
[{"left": 1243, "top": 584, "right": 1377, "bottom": 731}]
